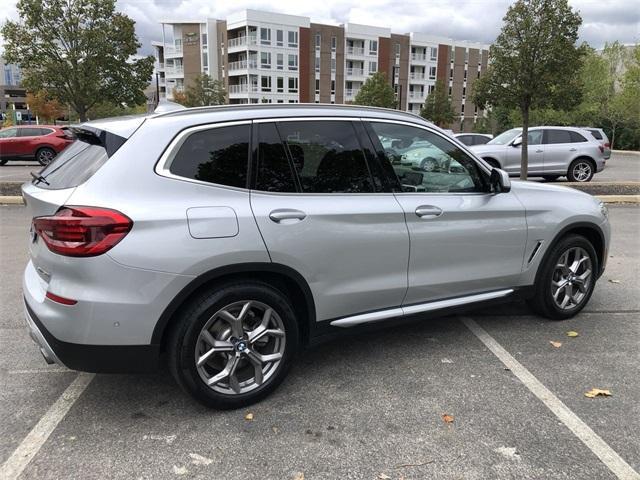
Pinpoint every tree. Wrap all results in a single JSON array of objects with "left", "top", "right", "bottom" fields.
[
  {"left": 171, "top": 90, "right": 188, "bottom": 106},
  {"left": 353, "top": 72, "right": 397, "bottom": 108},
  {"left": 472, "top": 0, "right": 584, "bottom": 179},
  {"left": 1, "top": 0, "right": 154, "bottom": 122},
  {"left": 182, "top": 75, "right": 227, "bottom": 107},
  {"left": 420, "top": 80, "right": 455, "bottom": 127},
  {"left": 26, "top": 91, "right": 65, "bottom": 123}
]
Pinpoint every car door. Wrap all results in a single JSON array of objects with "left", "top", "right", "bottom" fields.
[
  {"left": 17, "top": 127, "right": 43, "bottom": 157},
  {"left": 250, "top": 119, "right": 410, "bottom": 322},
  {"left": 0, "top": 127, "right": 20, "bottom": 156},
  {"left": 366, "top": 120, "right": 527, "bottom": 305},
  {"left": 505, "top": 129, "right": 545, "bottom": 175},
  {"left": 543, "top": 129, "right": 575, "bottom": 173}
]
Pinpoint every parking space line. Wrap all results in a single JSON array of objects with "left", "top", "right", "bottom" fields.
[
  {"left": 0, "top": 373, "right": 94, "bottom": 480},
  {"left": 461, "top": 317, "right": 640, "bottom": 480}
]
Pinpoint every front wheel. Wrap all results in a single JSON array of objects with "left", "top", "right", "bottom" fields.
[
  {"left": 36, "top": 147, "right": 56, "bottom": 166},
  {"left": 528, "top": 234, "right": 598, "bottom": 320},
  {"left": 567, "top": 159, "right": 594, "bottom": 182},
  {"left": 420, "top": 157, "right": 439, "bottom": 172},
  {"left": 168, "top": 281, "right": 299, "bottom": 409}
]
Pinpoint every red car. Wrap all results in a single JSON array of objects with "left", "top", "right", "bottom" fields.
[{"left": 0, "top": 125, "right": 75, "bottom": 166}]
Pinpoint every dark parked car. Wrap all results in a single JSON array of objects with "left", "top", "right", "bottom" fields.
[{"left": 0, "top": 125, "right": 75, "bottom": 166}]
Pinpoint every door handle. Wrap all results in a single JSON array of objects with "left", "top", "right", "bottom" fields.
[
  {"left": 569, "top": 148, "right": 577, "bottom": 152},
  {"left": 269, "top": 209, "right": 307, "bottom": 223},
  {"left": 415, "top": 205, "right": 443, "bottom": 218},
  {"left": 535, "top": 149, "right": 543, "bottom": 153}
]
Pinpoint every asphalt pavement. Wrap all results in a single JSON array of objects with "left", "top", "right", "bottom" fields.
[{"left": 0, "top": 204, "right": 638, "bottom": 479}]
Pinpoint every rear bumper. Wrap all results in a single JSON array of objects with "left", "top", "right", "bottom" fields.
[{"left": 24, "top": 299, "right": 160, "bottom": 373}]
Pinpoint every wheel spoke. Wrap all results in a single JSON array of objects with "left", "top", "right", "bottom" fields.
[
  {"left": 207, "top": 354, "right": 240, "bottom": 387},
  {"left": 251, "top": 351, "right": 283, "bottom": 364},
  {"left": 219, "top": 309, "right": 244, "bottom": 337},
  {"left": 197, "top": 339, "right": 234, "bottom": 366},
  {"left": 248, "top": 354, "right": 264, "bottom": 385}
]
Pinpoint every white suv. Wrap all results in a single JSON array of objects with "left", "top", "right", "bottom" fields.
[{"left": 470, "top": 126, "right": 606, "bottom": 182}]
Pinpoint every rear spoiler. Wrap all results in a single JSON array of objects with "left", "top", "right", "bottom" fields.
[{"left": 68, "top": 126, "right": 127, "bottom": 157}]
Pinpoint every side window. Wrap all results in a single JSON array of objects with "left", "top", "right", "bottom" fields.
[
  {"left": 255, "top": 123, "right": 297, "bottom": 193},
  {"left": 545, "top": 129, "right": 571, "bottom": 144},
  {"left": 19, "top": 128, "right": 41, "bottom": 137},
  {"left": 528, "top": 130, "right": 543, "bottom": 145},
  {"left": 588, "top": 129, "right": 602, "bottom": 140},
  {"left": 369, "top": 122, "right": 486, "bottom": 194},
  {"left": 457, "top": 135, "right": 472, "bottom": 146},
  {"left": 169, "top": 124, "right": 250, "bottom": 188},
  {"left": 570, "top": 131, "right": 587, "bottom": 142},
  {"left": 277, "top": 121, "right": 374, "bottom": 193},
  {"left": 0, "top": 128, "right": 18, "bottom": 138}
]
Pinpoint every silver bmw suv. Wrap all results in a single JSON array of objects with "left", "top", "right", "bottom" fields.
[
  {"left": 22, "top": 105, "right": 610, "bottom": 408},
  {"left": 470, "top": 126, "right": 606, "bottom": 182}
]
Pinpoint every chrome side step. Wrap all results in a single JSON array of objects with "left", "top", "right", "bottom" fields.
[{"left": 330, "top": 289, "right": 514, "bottom": 328}]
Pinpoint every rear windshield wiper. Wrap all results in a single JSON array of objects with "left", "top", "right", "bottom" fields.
[{"left": 31, "top": 172, "right": 50, "bottom": 186}]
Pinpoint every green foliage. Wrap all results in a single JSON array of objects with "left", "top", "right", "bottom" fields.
[
  {"left": 180, "top": 75, "right": 227, "bottom": 107},
  {"left": 353, "top": 72, "right": 397, "bottom": 109},
  {"left": 420, "top": 80, "right": 455, "bottom": 127},
  {"left": 1, "top": 0, "right": 154, "bottom": 122},
  {"left": 472, "top": 0, "right": 584, "bottom": 178},
  {"left": 86, "top": 101, "right": 147, "bottom": 120}
]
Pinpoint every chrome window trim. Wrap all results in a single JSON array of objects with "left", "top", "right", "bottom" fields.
[{"left": 154, "top": 119, "right": 252, "bottom": 193}]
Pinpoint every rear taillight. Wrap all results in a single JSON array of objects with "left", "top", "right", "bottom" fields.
[
  {"left": 33, "top": 206, "right": 132, "bottom": 257},
  {"left": 598, "top": 145, "right": 604, "bottom": 153},
  {"left": 604, "top": 143, "right": 610, "bottom": 148}
]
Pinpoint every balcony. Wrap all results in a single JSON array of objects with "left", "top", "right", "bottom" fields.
[
  {"left": 344, "top": 88, "right": 360, "bottom": 98},
  {"left": 228, "top": 84, "right": 259, "bottom": 95},
  {"left": 228, "top": 36, "right": 257, "bottom": 50},
  {"left": 228, "top": 59, "right": 258, "bottom": 72},
  {"left": 411, "top": 53, "right": 427, "bottom": 62},
  {"left": 165, "top": 45, "right": 183, "bottom": 57},
  {"left": 154, "top": 62, "right": 165, "bottom": 71},
  {"left": 408, "top": 91, "right": 426, "bottom": 99},
  {"left": 409, "top": 72, "right": 426, "bottom": 81},
  {"left": 346, "top": 46, "right": 365, "bottom": 56},
  {"left": 165, "top": 66, "right": 184, "bottom": 77},
  {"left": 346, "top": 67, "right": 365, "bottom": 77}
]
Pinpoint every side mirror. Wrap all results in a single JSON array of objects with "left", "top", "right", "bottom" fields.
[
  {"left": 511, "top": 137, "right": 522, "bottom": 147},
  {"left": 490, "top": 168, "right": 511, "bottom": 193}
]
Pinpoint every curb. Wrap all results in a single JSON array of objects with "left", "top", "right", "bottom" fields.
[
  {"left": 0, "top": 196, "right": 24, "bottom": 205},
  {"left": 612, "top": 150, "right": 640, "bottom": 156}
]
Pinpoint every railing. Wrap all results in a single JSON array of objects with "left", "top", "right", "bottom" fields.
[
  {"left": 409, "top": 72, "right": 425, "bottom": 80},
  {"left": 408, "top": 91, "right": 426, "bottom": 99},
  {"left": 228, "top": 36, "right": 257, "bottom": 48},
  {"left": 154, "top": 62, "right": 165, "bottom": 70},
  {"left": 165, "top": 66, "right": 184, "bottom": 76},
  {"left": 228, "top": 59, "right": 257, "bottom": 71},
  {"left": 345, "top": 88, "right": 360, "bottom": 98},
  {"left": 165, "top": 45, "right": 183, "bottom": 56},
  {"left": 346, "top": 46, "right": 365, "bottom": 56},
  {"left": 346, "top": 67, "right": 365, "bottom": 76},
  {"left": 228, "top": 84, "right": 259, "bottom": 94},
  {"left": 411, "top": 53, "right": 427, "bottom": 61}
]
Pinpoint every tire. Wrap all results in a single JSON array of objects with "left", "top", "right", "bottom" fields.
[
  {"left": 168, "top": 281, "right": 299, "bottom": 409},
  {"left": 483, "top": 158, "right": 500, "bottom": 169},
  {"left": 567, "top": 158, "right": 594, "bottom": 182},
  {"left": 528, "top": 234, "right": 598, "bottom": 320},
  {"left": 36, "top": 147, "right": 56, "bottom": 166},
  {"left": 543, "top": 175, "right": 560, "bottom": 182},
  {"left": 0, "top": 159, "right": 8, "bottom": 166},
  {"left": 420, "top": 157, "right": 439, "bottom": 172}
]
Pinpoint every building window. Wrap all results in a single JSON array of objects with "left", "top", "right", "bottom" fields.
[
  {"left": 430, "top": 46, "right": 437, "bottom": 60},
  {"left": 201, "top": 33, "right": 207, "bottom": 46},
  {"left": 429, "top": 66, "right": 436, "bottom": 79},
  {"left": 464, "top": 50, "right": 469, "bottom": 63},
  {"left": 449, "top": 68, "right": 453, "bottom": 80},
  {"left": 461, "top": 103, "right": 465, "bottom": 113},
  {"left": 315, "top": 56, "right": 320, "bottom": 73},
  {"left": 477, "top": 70, "right": 481, "bottom": 79},
  {"left": 369, "top": 61, "right": 377, "bottom": 73},
  {"left": 315, "top": 33, "right": 321, "bottom": 49},
  {"left": 261, "top": 76, "right": 272, "bottom": 92},
  {"left": 260, "top": 28, "right": 271, "bottom": 45},
  {"left": 428, "top": 84, "right": 435, "bottom": 94},
  {"left": 277, "top": 99, "right": 284, "bottom": 103},
  {"left": 450, "top": 48, "right": 454, "bottom": 62},
  {"left": 464, "top": 69, "right": 467, "bottom": 79},
  {"left": 331, "top": 36, "right": 337, "bottom": 51},
  {"left": 288, "top": 31, "right": 298, "bottom": 48},
  {"left": 370, "top": 40, "right": 378, "bottom": 55},
  {"left": 261, "top": 52, "right": 271, "bottom": 69},
  {"left": 276, "top": 53, "right": 284, "bottom": 70},
  {"left": 315, "top": 79, "right": 320, "bottom": 94},
  {"left": 331, "top": 58, "right": 336, "bottom": 72},
  {"left": 462, "top": 86, "right": 466, "bottom": 97},
  {"left": 277, "top": 77, "right": 284, "bottom": 93},
  {"left": 394, "top": 43, "right": 400, "bottom": 56},
  {"left": 288, "top": 77, "right": 298, "bottom": 93},
  {"left": 202, "top": 53, "right": 208, "bottom": 68},
  {"left": 276, "top": 30, "right": 284, "bottom": 46},
  {"left": 288, "top": 54, "right": 298, "bottom": 71},
  {"left": 448, "top": 86, "right": 452, "bottom": 96},
  {"left": 331, "top": 79, "right": 335, "bottom": 94}
]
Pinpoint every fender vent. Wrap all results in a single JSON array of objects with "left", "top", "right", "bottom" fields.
[{"left": 528, "top": 240, "right": 544, "bottom": 265}]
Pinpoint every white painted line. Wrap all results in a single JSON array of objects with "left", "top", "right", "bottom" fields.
[
  {"left": 0, "top": 373, "right": 94, "bottom": 480},
  {"left": 8, "top": 368, "right": 72, "bottom": 375},
  {"left": 462, "top": 317, "right": 640, "bottom": 480}
]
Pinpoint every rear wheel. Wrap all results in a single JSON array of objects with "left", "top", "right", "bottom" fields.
[
  {"left": 36, "top": 147, "right": 56, "bottom": 166},
  {"left": 567, "top": 158, "right": 594, "bottom": 182},
  {"left": 168, "top": 281, "right": 299, "bottom": 409},
  {"left": 528, "top": 234, "right": 597, "bottom": 320}
]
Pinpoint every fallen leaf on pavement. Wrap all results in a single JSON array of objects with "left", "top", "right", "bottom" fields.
[
  {"left": 585, "top": 388, "right": 612, "bottom": 398},
  {"left": 608, "top": 279, "right": 621, "bottom": 284},
  {"left": 442, "top": 414, "right": 454, "bottom": 424},
  {"left": 189, "top": 453, "right": 213, "bottom": 466},
  {"left": 292, "top": 472, "right": 304, "bottom": 480},
  {"left": 378, "top": 474, "right": 391, "bottom": 479},
  {"left": 245, "top": 412, "right": 254, "bottom": 421},
  {"left": 172, "top": 465, "right": 188, "bottom": 475},
  {"left": 550, "top": 341, "right": 562, "bottom": 348},
  {"left": 566, "top": 331, "right": 579, "bottom": 337}
]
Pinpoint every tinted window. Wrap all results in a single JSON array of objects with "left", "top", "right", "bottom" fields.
[
  {"left": 277, "top": 121, "right": 374, "bottom": 193},
  {"left": 255, "top": 123, "right": 296, "bottom": 192},
  {"left": 170, "top": 124, "right": 250, "bottom": 188},
  {"left": 474, "top": 135, "right": 491, "bottom": 145},
  {"left": 36, "top": 141, "right": 108, "bottom": 190},
  {"left": 457, "top": 135, "right": 473, "bottom": 146},
  {"left": 19, "top": 128, "right": 42, "bottom": 137},
  {"left": 587, "top": 129, "right": 602, "bottom": 140},
  {"left": 528, "top": 130, "right": 543, "bottom": 145},
  {"left": 570, "top": 131, "right": 587, "bottom": 142},
  {"left": 370, "top": 122, "right": 486, "bottom": 193},
  {"left": 545, "top": 129, "right": 572, "bottom": 144},
  {"left": 0, "top": 128, "right": 18, "bottom": 138}
]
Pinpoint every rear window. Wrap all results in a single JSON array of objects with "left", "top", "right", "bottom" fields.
[
  {"left": 587, "top": 129, "right": 603, "bottom": 140},
  {"left": 570, "top": 131, "right": 587, "bottom": 143},
  {"left": 34, "top": 128, "right": 126, "bottom": 190}
]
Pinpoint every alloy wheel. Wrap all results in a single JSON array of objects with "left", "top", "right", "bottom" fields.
[
  {"left": 195, "top": 300, "right": 286, "bottom": 395},
  {"left": 572, "top": 162, "right": 592, "bottom": 182},
  {"left": 551, "top": 247, "right": 593, "bottom": 310},
  {"left": 38, "top": 149, "right": 55, "bottom": 165}
]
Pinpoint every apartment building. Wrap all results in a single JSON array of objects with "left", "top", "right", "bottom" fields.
[{"left": 152, "top": 10, "right": 489, "bottom": 131}]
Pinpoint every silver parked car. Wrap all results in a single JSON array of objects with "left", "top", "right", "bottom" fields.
[
  {"left": 581, "top": 127, "right": 611, "bottom": 160},
  {"left": 22, "top": 106, "right": 610, "bottom": 408},
  {"left": 470, "top": 126, "right": 606, "bottom": 182}
]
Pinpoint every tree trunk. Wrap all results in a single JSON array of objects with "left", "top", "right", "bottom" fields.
[
  {"left": 520, "top": 106, "right": 529, "bottom": 181},
  {"left": 610, "top": 124, "right": 617, "bottom": 150}
]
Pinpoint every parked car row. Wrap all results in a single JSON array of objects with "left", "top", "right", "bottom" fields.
[{"left": 0, "top": 125, "right": 75, "bottom": 166}]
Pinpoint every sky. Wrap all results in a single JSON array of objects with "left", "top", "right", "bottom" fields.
[{"left": 1, "top": 0, "right": 638, "bottom": 56}]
